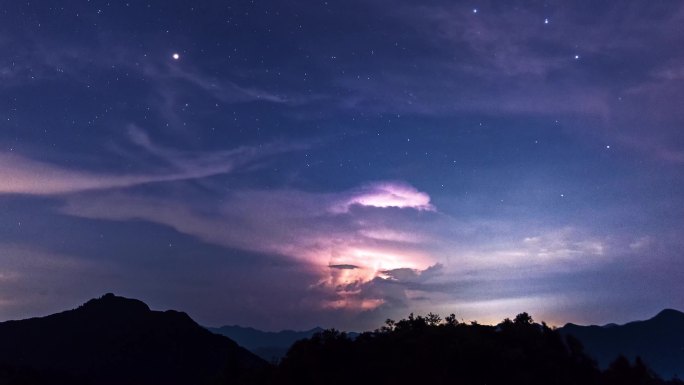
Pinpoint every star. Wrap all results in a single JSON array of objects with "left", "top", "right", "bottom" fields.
[
  {"left": 472, "top": 8, "right": 478, "bottom": 14},
  {"left": 544, "top": 18, "right": 549, "bottom": 24},
  {"left": 172, "top": 53, "right": 180, "bottom": 60},
  {"left": 574, "top": 55, "right": 580, "bottom": 60}
]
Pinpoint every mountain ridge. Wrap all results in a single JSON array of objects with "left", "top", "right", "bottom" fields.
[
  {"left": 559, "top": 308, "right": 684, "bottom": 379},
  {"left": 0, "top": 293, "right": 266, "bottom": 385},
  {"left": 209, "top": 324, "right": 327, "bottom": 362}
]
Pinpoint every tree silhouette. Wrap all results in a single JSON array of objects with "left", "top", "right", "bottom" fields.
[
  {"left": 602, "top": 355, "right": 663, "bottom": 385},
  {"left": 276, "top": 312, "right": 611, "bottom": 385},
  {"left": 514, "top": 312, "right": 534, "bottom": 325}
]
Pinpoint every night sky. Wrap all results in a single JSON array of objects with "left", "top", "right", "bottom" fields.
[{"left": 1, "top": 0, "right": 683, "bottom": 331}]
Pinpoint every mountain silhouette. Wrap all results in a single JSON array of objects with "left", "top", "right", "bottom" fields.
[
  {"left": 0, "top": 293, "right": 266, "bottom": 385},
  {"left": 559, "top": 309, "right": 684, "bottom": 379},
  {"left": 209, "top": 325, "right": 324, "bottom": 362},
  {"left": 2, "top": 297, "right": 682, "bottom": 385}
]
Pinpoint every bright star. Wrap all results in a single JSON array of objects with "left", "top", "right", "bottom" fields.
[
  {"left": 172, "top": 53, "right": 180, "bottom": 60},
  {"left": 544, "top": 18, "right": 549, "bottom": 24},
  {"left": 574, "top": 55, "right": 580, "bottom": 60},
  {"left": 472, "top": 8, "right": 478, "bottom": 14}
]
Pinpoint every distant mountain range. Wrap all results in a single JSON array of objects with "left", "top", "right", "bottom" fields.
[
  {"left": 208, "top": 325, "right": 324, "bottom": 362},
  {"left": 0, "top": 293, "right": 265, "bottom": 385},
  {"left": 559, "top": 309, "right": 684, "bottom": 379}
]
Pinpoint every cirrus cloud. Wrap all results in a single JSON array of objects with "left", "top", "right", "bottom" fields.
[{"left": 0, "top": 128, "right": 303, "bottom": 195}]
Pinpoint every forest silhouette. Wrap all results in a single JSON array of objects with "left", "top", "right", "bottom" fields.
[{"left": 263, "top": 312, "right": 683, "bottom": 385}]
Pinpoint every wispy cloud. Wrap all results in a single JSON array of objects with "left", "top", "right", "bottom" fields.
[
  {"left": 331, "top": 1, "right": 684, "bottom": 164},
  {"left": 0, "top": 152, "right": 227, "bottom": 195},
  {"left": 162, "top": 63, "right": 291, "bottom": 105},
  {"left": 0, "top": 128, "right": 301, "bottom": 195}
]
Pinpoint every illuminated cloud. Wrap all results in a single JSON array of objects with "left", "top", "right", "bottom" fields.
[
  {"left": 359, "top": 228, "right": 427, "bottom": 243},
  {"left": 380, "top": 264, "right": 443, "bottom": 282},
  {"left": 59, "top": 182, "right": 439, "bottom": 311},
  {"left": 56, "top": 180, "right": 627, "bottom": 315},
  {"left": 332, "top": 182, "right": 435, "bottom": 213},
  {"left": 308, "top": 263, "right": 445, "bottom": 312}
]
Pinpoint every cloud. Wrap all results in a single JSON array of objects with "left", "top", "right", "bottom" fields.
[
  {"left": 55, "top": 178, "right": 623, "bottom": 317},
  {"left": 60, "top": 182, "right": 437, "bottom": 269},
  {"left": 162, "top": 63, "right": 292, "bottom": 105},
  {"left": 307, "top": 263, "right": 445, "bottom": 312},
  {"left": 0, "top": 152, "right": 225, "bottom": 195},
  {"left": 329, "top": 264, "right": 360, "bottom": 270},
  {"left": 0, "top": 130, "right": 301, "bottom": 195},
  {"left": 38, "top": 170, "right": 650, "bottom": 328},
  {"left": 380, "top": 264, "right": 443, "bottom": 282},
  {"left": 441, "top": 227, "right": 611, "bottom": 275},
  {"left": 614, "top": 57, "right": 684, "bottom": 164},
  {"left": 359, "top": 228, "right": 427, "bottom": 243},
  {"left": 57, "top": 181, "right": 439, "bottom": 311},
  {"left": 329, "top": 1, "right": 684, "bottom": 164},
  {"left": 0, "top": 32, "right": 296, "bottom": 107},
  {"left": 629, "top": 236, "right": 653, "bottom": 251},
  {"left": 331, "top": 182, "right": 435, "bottom": 213}
]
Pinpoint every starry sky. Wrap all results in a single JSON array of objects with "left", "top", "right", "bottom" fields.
[{"left": 1, "top": 0, "right": 683, "bottom": 331}]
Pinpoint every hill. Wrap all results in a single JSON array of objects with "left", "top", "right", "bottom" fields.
[
  {"left": 209, "top": 325, "right": 324, "bottom": 362},
  {"left": 559, "top": 309, "right": 684, "bottom": 379},
  {"left": 0, "top": 293, "right": 266, "bottom": 385}
]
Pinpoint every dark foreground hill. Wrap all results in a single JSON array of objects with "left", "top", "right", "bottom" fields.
[
  {"left": 0, "top": 293, "right": 265, "bottom": 385},
  {"left": 209, "top": 325, "right": 324, "bottom": 362},
  {"left": 560, "top": 309, "right": 684, "bottom": 379}
]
